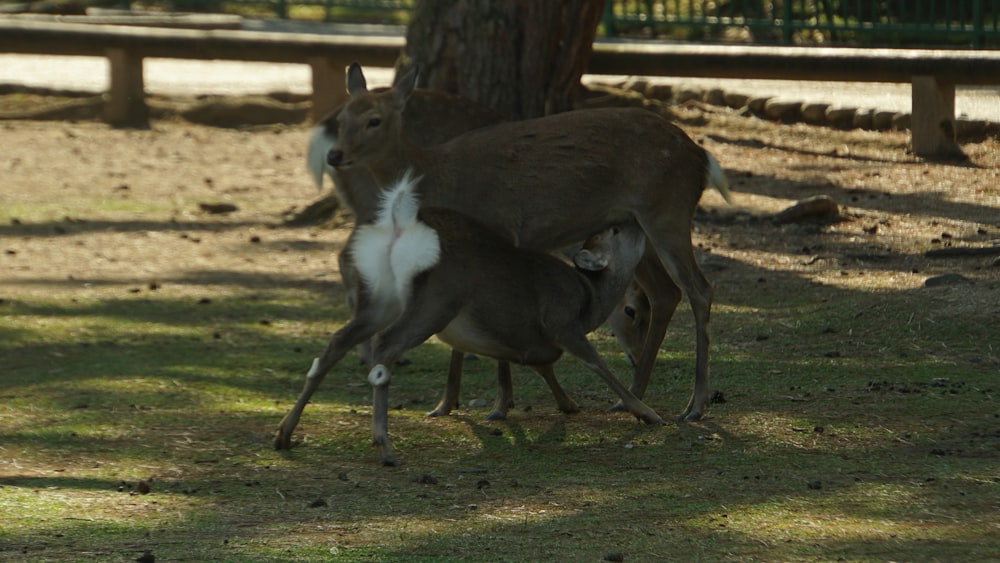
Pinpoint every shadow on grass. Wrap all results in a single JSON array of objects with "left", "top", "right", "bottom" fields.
[{"left": 2, "top": 336, "right": 997, "bottom": 560}]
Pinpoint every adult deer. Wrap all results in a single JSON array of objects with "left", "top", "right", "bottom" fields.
[
  {"left": 327, "top": 63, "right": 730, "bottom": 422},
  {"left": 277, "top": 173, "right": 657, "bottom": 465},
  {"left": 307, "top": 88, "right": 605, "bottom": 421}
]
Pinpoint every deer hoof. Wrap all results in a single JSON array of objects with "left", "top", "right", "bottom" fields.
[
  {"left": 606, "top": 401, "right": 627, "bottom": 413},
  {"left": 677, "top": 410, "right": 703, "bottom": 423},
  {"left": 273, "top": 431, "right": 293, "bottom": 450},
  {"left": 641, "top": 413, "right": 666, "bottom": 426},
  {"left": 485, "top": 410, "right": 507, "bottom": 421},
  {"left": 559, "top": 402, "right": 581, "bottom": 415}
]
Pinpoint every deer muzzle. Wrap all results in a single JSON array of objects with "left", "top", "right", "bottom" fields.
[{"left": 326, "top": 149, "right": 346, "bottom": 167}]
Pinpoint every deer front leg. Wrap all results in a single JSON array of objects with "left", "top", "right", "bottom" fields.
[
  {"left": 608, "top": 252, "right": 681, "bottom": 412},
  {"left": 369, "top": 364, "right": 397, "bottom": 466},
  {"left": 560, "top": 333, "right": 663, "bottom": 425}
]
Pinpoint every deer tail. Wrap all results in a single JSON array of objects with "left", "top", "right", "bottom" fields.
[{"left": 705, "top": 152, "right": 731, "bottom": 204}]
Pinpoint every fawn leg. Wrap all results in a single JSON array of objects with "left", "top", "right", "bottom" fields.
[
  {"left": 368, "top": 364, "right": 397, "bottom": 466},
  {"left": 560, "top": 332, "right": 663, "bottom": 425},
  {"left": 367, "top": 287, "right": 466, "bottom": 464},
  {"left": 274, "top": 303, "right": 389, "bottom": 450}
]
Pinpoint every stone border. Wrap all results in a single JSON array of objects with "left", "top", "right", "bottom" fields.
[
  {"left": 2, "top": 79, "right": 997, "bottom": 141},
  {"left": 614, "top": 79, "right": 999, "bottom": 141}
]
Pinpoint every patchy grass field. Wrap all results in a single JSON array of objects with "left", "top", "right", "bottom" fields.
[{"left": 1, "top": 104, "right": 998, "bottom": 562}]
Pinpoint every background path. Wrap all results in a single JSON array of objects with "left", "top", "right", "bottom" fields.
[{"left": 1, "top": 17, "right": 997, "bottom": 120}]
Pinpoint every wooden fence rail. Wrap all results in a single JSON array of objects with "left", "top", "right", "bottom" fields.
[
  {"left": 48, "top": 0, "right": 999, "bottom": 48},
  {"left": 0, "top": 19, "right": 403, "bottom": 123},
  {"left": 2, "top": 19, "right": 999, "bottom": 156}
]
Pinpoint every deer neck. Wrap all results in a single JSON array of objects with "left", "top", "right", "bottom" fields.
[
  {"left": 578, "top": 265, "right": 637, "bottom": 333},
  {"left": 368, "top": 135, "right": 431, "bottom": 189},
  {"left": 330, "top": 167, "right": 382, "bottom": 225}
]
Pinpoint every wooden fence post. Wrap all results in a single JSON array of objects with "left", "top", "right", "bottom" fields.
[
  {"left": 910, "top": 76, "right": 963, "bottom": 158},
  {"left": 309, "top": 56, "right": 348, "bottom": 123},
  {"left": 105, "top": 48, "right": 149, "bottom": 127}
]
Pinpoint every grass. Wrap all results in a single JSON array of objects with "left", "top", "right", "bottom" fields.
[{"left": 3, "top": 279, "right": 997, "bottom": 561}]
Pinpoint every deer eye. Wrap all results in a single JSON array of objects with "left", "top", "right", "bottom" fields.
[
  {"left": 367, "top": 118, "right": 382, "bottom": 128},
  {"left": 624, "top": 306, "right": 636, "bottom": 319}
]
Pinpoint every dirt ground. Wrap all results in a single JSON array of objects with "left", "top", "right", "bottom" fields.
[{"left": 2, "top": 93, "right": 998, "bottom": 314}]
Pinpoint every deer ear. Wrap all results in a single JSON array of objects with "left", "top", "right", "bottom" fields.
[
  {"left": 392, "top": 62, "right": 416, "bottom": 87},
  {"left": 392, "top": 65, "right": 418, "bottom": 108},
  {"left": 347, "top": 62, "right": 368, "bottom": 96},
  {"left": 573, "top": 248, "right": 610, "bottom": 271}
]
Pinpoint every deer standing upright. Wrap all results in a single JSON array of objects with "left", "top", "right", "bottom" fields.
[
  {"left": 306, "top": 88, "right": 604, "bottom": 420},
  {"left": 326, "top": 63, "right": 729, "bottom": 421}
]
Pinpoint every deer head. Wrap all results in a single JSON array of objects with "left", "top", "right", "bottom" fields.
[{"left": 327, "top": 63, "right": 418, "bottom": 172}]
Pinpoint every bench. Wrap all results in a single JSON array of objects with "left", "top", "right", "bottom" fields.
[{"left": 2, "top": 19, "right": 999, "bottom": 157}]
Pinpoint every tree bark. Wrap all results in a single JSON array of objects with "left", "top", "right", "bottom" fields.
[{"left": 404, "top": 0, "right": 604, "bottom": 120}]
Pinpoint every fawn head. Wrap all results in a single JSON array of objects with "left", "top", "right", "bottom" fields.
[
  {"left": 607, "top": 281, "right": 650, "bottom": 367},
  {"left": 327, "top": 63, "right": 418, "bottom": 171},
  {"left": 573, "top": 224, "right": 646, "bottom": 275},
  {"left": 573, "top": 225, "right": 649, "bottom": 367}
]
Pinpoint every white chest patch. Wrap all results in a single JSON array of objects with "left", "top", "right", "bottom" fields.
[{"left": 351, "top": 172, "right": 441, "bottom": 307}]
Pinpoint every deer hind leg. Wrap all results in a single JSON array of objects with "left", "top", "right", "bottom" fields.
[
  {"left": 338, "top": 246, "right": 371, "bottom": 365},
  {"left": 428, "top": 349, "right": 464, "bottom": 417},
  {"left": 558, "top": 331, "right": 663, "bottom": 425},
  {"left": 633, "top": 249, "right": 684, "bottom": 400},
  {"left": 366, "top": 289, "right": 467, "bottom": 465},
  {"left": 486, "top": 361, "right": 516, "bottom": 420},
  {"left": 525, "top": 363, "right": 580, "bottom": 416},
  {"left": 368, "top": 363, "right": 397, "bottom": 466},
  {"left": 274, "top": 303, "right": 388, "bottom": 450},
  {"left": 608, "top": 249, "right": 683, "bottom": 415},
  {"left": 340, "top": 249, "right": 413, "bottom": 368},
  {"left": 637, "top": 216, "right": 714, "bottom": 422}
]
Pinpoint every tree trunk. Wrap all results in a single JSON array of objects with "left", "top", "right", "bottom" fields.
[{"left": 404, "top": 0, "right": 605, "bottom": 120}]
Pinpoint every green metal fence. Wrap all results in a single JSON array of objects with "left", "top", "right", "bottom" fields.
[
  {"left": 267, "top": 0, "right": 410, "bottom": 21},
  {"left": 10, "top": 0, "right": 994, "bottom": 48},
  {"left": 603, "top": 0, "right": 1000, "bottom": 48}
]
